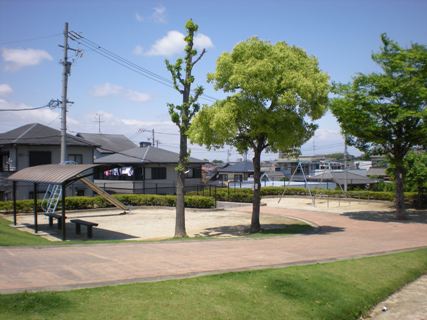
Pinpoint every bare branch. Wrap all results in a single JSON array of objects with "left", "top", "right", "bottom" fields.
[{"left": 192, "top": 48, "right": 206, "bottom": 67}]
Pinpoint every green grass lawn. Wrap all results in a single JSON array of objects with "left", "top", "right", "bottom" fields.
[
  {"left": 1, "top": 248, "right": 426, "bottom": 320},
  {"left": 0, "top": 216, "right": 53, "bottom": 246},
  {"left": 0, "top": 216, "right": 313, "bottom": 246}
]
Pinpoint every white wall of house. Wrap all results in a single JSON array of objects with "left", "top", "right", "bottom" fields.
[
  {"left": 1, "top": 145, "right": 94, "bottom": 200},
  {"left": 94, "top": 163, "right": 203, "bottom": 195}
]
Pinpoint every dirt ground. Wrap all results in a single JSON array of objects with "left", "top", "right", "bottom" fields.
[
  {"left": 263, "top": 196, "right": 396, "bottom": 213},
  {"left": 8, "top": 206, "right": 305, "bottom": 241},
  {"left": 6, "top": 196, "right": 410, "bottom": 242}
]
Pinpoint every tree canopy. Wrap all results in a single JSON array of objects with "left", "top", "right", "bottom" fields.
[
  {"left": 189, "top": 37, "right": 329, "bottom": 232},
  {"left": 330, "top": 34, "right": 427, "bottom": 218}
]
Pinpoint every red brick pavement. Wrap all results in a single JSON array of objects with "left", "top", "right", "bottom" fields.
[{"left": 1, "top": 206, "right": 426, "bottom": 293}]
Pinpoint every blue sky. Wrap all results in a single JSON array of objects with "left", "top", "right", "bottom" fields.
[{"left": 0, "top": 0, "right": 426, "bottom": 161}]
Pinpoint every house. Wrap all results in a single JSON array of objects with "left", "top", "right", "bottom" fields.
[
  {"left": 93, "top": 143, "right": 205, "bottom": 194},
  {"left": 276, "top": 155, "right": 344, "bottom": 180},
  {"left": 216, "top": 161, "right": 254, "bottom": 183},
  {"left": 0, "top": 123, "right": 97, "bottom": 200},
  {"left": 309, "top": 170, "right": 377, "bottom": 188},
  {"left": 76, "top": 132, "right": 137, "bottom": 159}
]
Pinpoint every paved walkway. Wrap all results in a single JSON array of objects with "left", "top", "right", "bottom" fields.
[
  {"left": 1, "top": 206, "right": 426, "bottom": 293},
  {"left": 365, "top": 275, "right": 427, "bottom": 319}
]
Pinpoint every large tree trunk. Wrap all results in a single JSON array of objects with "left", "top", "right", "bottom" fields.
[
  {"left": 250, "top": 149, "right": 262, "bottom": 233},
  {"left": 394, "top": 162, "right": 407, "bottom": 220},
  {"left": 175, "top": 131, "right": 188, "bottom": 237}
]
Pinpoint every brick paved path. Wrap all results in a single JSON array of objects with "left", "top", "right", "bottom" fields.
[{"left": 1, "top": 207, "right": 426, "bottom": 293}]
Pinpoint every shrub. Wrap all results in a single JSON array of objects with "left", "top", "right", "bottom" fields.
[
  {"left": 190, "top": 186, "right": 418, "bottom": 204},
  {"left": 0, "top": 194, "right": 215, "bottom": 213}
]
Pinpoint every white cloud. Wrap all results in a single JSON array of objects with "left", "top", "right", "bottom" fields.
[
  {"left": 146, "top": 31, "right": 213, "bottom": 56},
  {"left": 92, "top": 83, "right": 151, "bottom": 103},
  {"left": 194, "top": 34, "right": 214, "bottom": 50},
  {"left": 146, "top": 30, "right": 184, "bottom": 56},
  {"left": 152, "top": 5, "right": 166, "bottom": 23},
  {"left": 0, "top": 84, "right": 13, "bottom": 96},
  {"left": 1, "top": 48, "right": 53, "bottom": 70},
  {"left": 125, "top": 90, "right": 150, "bottom": 103},
  {"left": 132, "top": 45, "right": 144, "bottom": 56},
  {"left": 135, "top": 12, "right": 144, "bottom": 22},
  {"left": 92, "top": 83, "right": 122, "bottom": 97}
]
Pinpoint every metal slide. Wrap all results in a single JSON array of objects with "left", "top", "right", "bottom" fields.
[{"left": 80, "top": 177, "right": 129, "bottom": 212}]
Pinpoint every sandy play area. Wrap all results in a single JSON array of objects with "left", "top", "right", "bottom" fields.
[
  {"left": 8, "top": 205, "right": 306, "bottom": 241},
  {"left": 6, "top": 196, "right": 407, "bottom": 242},
  {"left": 263, "top": 196, "right": 396, "bottom": 213}
]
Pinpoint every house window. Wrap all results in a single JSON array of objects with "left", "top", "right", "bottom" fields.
[
  {"left": 186, "top": 167, "right": 202, "bottom": 179},
  {"left": 151, "top": 167, "right": 166, "bottom": 179},
  {"left": 29, "top": 151, "right": 51, "bottom": 167},
  {"left": 1, "top": 151, "right": 11, "bottom": 172},
  {"left": 76, "top": 189, "right": 85, "bottom": 196},
  {"left": 68, "top": 154, "right": 83, "bottom": 164},
  {"left": 219, "top": 174, "right": 228, "bottom": 181}
]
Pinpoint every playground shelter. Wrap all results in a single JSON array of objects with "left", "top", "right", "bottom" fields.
[{"left": 8, "top": 164, "right": 128, "bottom": 240}]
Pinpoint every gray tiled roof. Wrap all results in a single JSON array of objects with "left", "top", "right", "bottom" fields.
[
  {"left": 0, "top": 123, "right": 96, "bottom": 147},
  {"left": 218, "top": 161, "right": 254, "bottom": 173},
  {"left": 77, "top": 132, "right": 137, "bottom": 154},
  {"left": 94, "top": 146, "right": 205, "bottom": 164},
  {"left": 367, "top": 168, "right": 387, "bottom": 177},
  {"left": 310, "top": 171, "right": 376, "bottom": 185}
]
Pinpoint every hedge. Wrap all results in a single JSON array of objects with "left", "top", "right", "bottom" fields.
[
  {"left": 0, "top": 194, "right": 215, "bottom": 213},
  {"left": 190, "top": 186, "right": 418, "bottom": 204}
]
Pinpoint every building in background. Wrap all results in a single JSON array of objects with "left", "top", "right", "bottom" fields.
[
  {"left": 76, "top": 132, "right": 137, "bottom": 159},
  {"left": 0, "top": 123, "right": 97, "bottom": 200},
  {"left": 94, "top": 142, "right": 205, "bottom": 194}
]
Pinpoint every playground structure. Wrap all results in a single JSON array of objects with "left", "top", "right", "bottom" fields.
[
  {"left": 8, "top": 164, "right": 129, "bottom": 240},
  {"left": 41, "top": 177, "right": 128, "bottom": 216}
]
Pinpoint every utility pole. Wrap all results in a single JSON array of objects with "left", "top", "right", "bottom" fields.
[
  {"left": 60, "top": 22, "right": 71, "bottom": 164},
  {"left": 94, "top": 113, "right": 104, "bottom": 133},
  {"left": 152, "top": 129, "right": 155, "bottom": 146}
]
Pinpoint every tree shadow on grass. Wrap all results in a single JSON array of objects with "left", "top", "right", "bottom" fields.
[
  {"left": 0, "top": 292, "right": 72, "bottom": 315},
  {"left": 342, "top": 210, "right": 427, "bottom": 224}
]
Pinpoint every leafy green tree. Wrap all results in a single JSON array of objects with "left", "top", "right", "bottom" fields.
[
  {"left": 404, "top": 151, "right": 427, "bottom": 194},
  {"left": 330, "top": 34, "right": 427, "bottom": 219},
  {"left": 166, "top": 19, "right": 206, "bottom": 237},
  {"left": 189, "top": 37, "right": 329, "bottom": 232}
]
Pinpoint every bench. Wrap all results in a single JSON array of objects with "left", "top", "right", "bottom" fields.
[
  {"left": 44, "top": 213, "right": 66, "bottom": 229},
  {"left": 70, "top": 219, "right": 98, "bottom": 238}
]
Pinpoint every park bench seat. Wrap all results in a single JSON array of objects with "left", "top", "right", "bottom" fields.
[
  {"left": 70, "top": 219, "right": 98, "bottom": 238},
  {"left": 44, "top": 213, "right": 66, "bottom": 229}
]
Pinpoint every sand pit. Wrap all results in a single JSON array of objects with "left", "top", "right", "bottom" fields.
[
  {"left": 263, "top": 196, "right": 395, "bottom": 214},
  {"left": 8, "top": 206, "right": 306, "bottom": 241}
]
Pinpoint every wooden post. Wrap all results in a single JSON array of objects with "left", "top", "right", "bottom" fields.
[
  {"left": 61, "top": 183, "right": 66, "bottom": 241},
  {"left": 12, "top": 181, "right": 17, "bottom": 225},
  {"left": 33, "top": 183, "right": 38, "bottom": 233}
]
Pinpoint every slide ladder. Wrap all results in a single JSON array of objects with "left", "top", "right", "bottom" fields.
[
  {"left": 80, "top": 177, "right": 129, "bottom": 212},
  {"left": 41, "top": 184, "right": 62, "bottom": 215}
]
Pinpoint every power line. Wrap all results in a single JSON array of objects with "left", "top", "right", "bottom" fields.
[
  {"left": 68, "top": 31, "right": 218, "bottom": 103},
  {"left": 0, "top": 33, "right": 62, "bottom": 45},
  {"left": 0, "top": 99, "right": 61, "bottom": 112}
]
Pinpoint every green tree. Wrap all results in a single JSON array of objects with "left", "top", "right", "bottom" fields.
[
  {"left": 166, "top": 19, "right": 206, "bottom": 237},
  {"left": 189, "top": 37, "right": 329, "bottom": 232},
  {"left": 404, "top": 151, "right": 427, "bottom": 194},
  {"left": 330, "top": 34, "right": 427, "bottom": 219}
]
